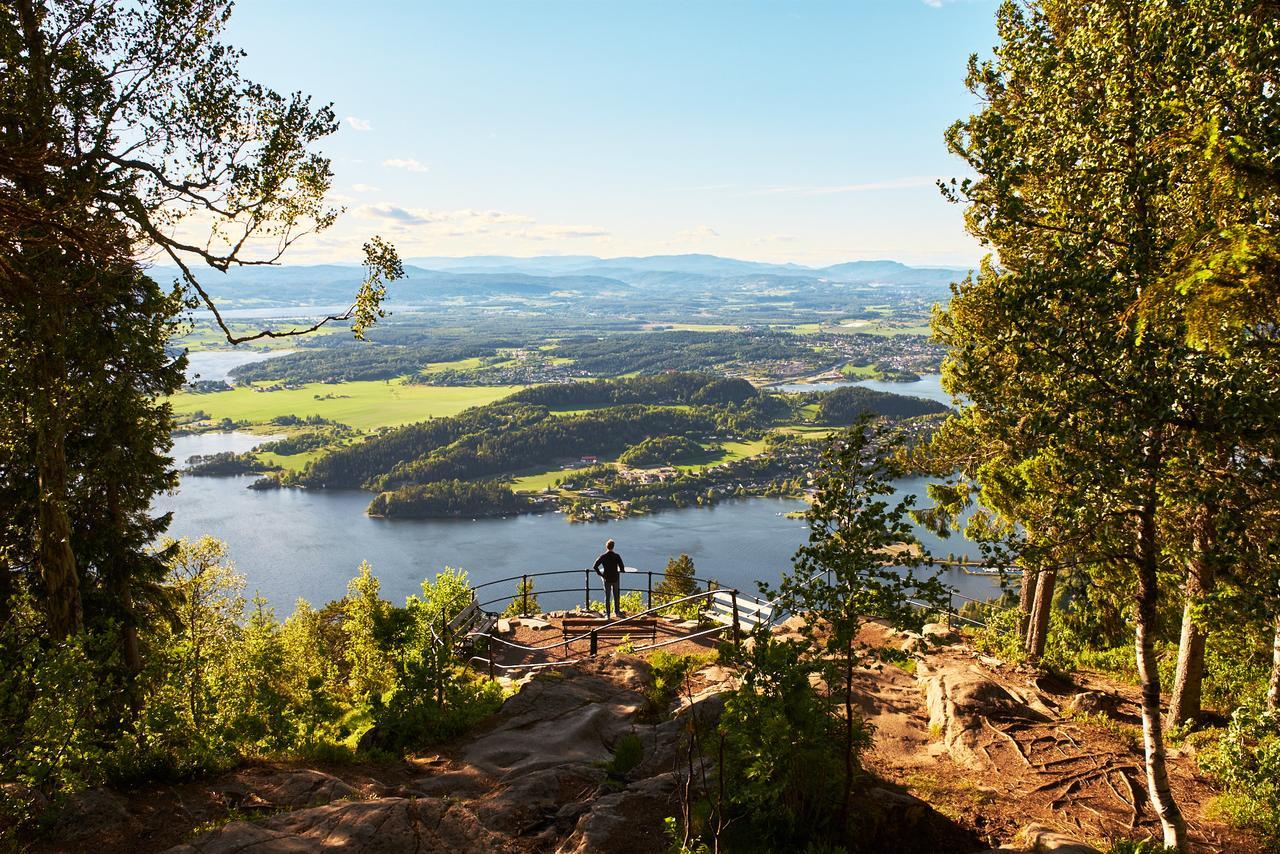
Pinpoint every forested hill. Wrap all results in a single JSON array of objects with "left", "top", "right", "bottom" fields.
[
  {"left": 292, "top": 374, "right": 939, "bottom": 492},
  {"left": 505, "top": 372, "right": 758, "bottom": 407}
]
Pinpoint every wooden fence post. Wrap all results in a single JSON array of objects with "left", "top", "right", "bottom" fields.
[
  {"left": 522, "top": 573, "right": 529, "bottom": 616},
  {"left": 590, "top": 628, "right": 598, "bottom": 656},
  {"left": 647, "top": 571, "right": 653, "bottom": 610}
]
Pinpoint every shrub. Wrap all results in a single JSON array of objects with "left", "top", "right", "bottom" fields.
[
  {"left": 605, "top": 732, "right": 645, "bottom": 778},
  {"left": 655, "top": 554, "right": 703, "bottom": 620},
  {"left": 643, "top": 651, "right": 712, "bottom": 721},
  {"left": 590, "top": 590, "right": 646, "bottom": 615},
  {"left": 502, "top": 577, "right": 540, "bottom": 617},
  {"left": 717, "top": 634, "right": 853, "bottom": 850},
  {"left": 1199, "top": 699, "right": 1280, "bottom": 844}
]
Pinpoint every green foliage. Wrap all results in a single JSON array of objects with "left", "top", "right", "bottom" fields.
[
  {"left": 373, "top": 567, "right": 503, "bottom": 751},
  {"left": 815, "top": 385, "right": 946, "bottom": 425},
  {"left": 412, "top": 567, "right": 475, "bottom": 623},
  {"left": 965, "top": 603, "right": 1026, "bottom": 664},
  {"left": 703, "top": 423, "right": 930, "bottom": 850},
  {"left": 655, "top": 554, "right": 703, "bottom": 620},
  {"left": 717, "top": 633, "right": 854, "bottom": 850},
  {"left": 605, "top": 732, "right": 645, "bottom": 778},
  {"left": 643, "top": 651, "right": 712, "bottom": 721},
  {"left": 619, "top": 435, "right": 706, "bottom": 467},
  {"left": 1106, "top": 841, "right": 1179, "bottom": 854},
  {"left": 342, "top": 561, "right": 396, "bottom": 703},
  {"left": 0, "top": 598, "right": 117, "bottom": 821},
  {"left": 1199, "top": 699, "right": 1280, "bottom": 844},
  {"left": 774, "top": 422, "right": 948, "bottom": 690},
  {"left": 510, "top": 372, "right": 757, "bottom": 408},
  {"left": 502, "top": 577, "right": 541, "bottom": 617},
  {"left": 590, "top": 590, "right": 646, "bottom": 616},
  {"left": 368, "top": 479, "right": 533, "bottom": 519},
  {"left": 549, "top": 330, "right": 823, "bottom": 377}
]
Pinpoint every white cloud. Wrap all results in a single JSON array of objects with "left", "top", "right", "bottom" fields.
[
  {"left": 675, "top": 225, "right": 720, "bottom": 241},
  {"left": 351, "top": 183, "right": 381, "bottom": 193},
  {"left": 750, "top": 176, "right": 938, "bottom": 196},
  {"left": 356, "top": 205, "right": 531, "bottom": 230},
  {"left": 922, "top": 0, "right": 944, "bottom": 7},
  {"left": 519, "top": 225, "right": 611, "bottom": 241},
  {"left": 353, "top": 204, "right": 608, "bottom": 242},
  {"left": 382, "top": 158, "right": 430, "bottom": 173},
  {"left": 345, "top": 116, "right": 372, "bottom": 131}
]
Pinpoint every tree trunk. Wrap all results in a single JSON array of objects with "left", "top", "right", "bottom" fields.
[
  {"left": 1268, "top": 613, "right": 1280, "bottom": 713},
  {"left": 1135, "top": 491, "right": 1187, "bottom": 851},
  {"left": 34, "top": 385, "right": 82, "bottom": 640},
  {"left": 1018, "top": 566, "right": 1038, "bottom": 645},
  {"left": 1166, "top": 537, "right": 1216, "bottom": 729},
  {"left": 840, "top": 634, "right": 855, "bottom": 831},
  {"left": 1025, "top": 568, "right": 1055, "bottom": 660}
]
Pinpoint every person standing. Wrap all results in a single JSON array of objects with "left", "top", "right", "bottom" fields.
[{"left": 593, "top": 539, "right": 625, "bottom": 618}]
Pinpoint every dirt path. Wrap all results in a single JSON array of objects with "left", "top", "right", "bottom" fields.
[{"left": 854, "top": 624, "right": 1264, "bottom": 853}]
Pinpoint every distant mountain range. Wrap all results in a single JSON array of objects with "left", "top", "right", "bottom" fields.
[{"left": 152, "top": 254, "right": 969, "bottom": 309}]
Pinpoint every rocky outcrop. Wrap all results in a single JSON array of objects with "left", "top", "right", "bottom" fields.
[
  {"left": 917, "top": 658, "right": 1049, "bottom": 771},
  {"left": 209, "top": 767, "right": 366, "bottom": 811},
  {"left": 167, "top": 797, "right": 515, "bottom": 853},
  {"left": 976, "top": 822, "right": 1102, "bottom": 853}
]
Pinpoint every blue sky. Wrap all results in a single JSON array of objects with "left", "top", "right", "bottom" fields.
[{"left": 225, "top": 1, "right": 998, "bottom": 267}]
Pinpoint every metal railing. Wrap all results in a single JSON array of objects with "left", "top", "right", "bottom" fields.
[{"left": 430, "top": 564, "right": 1018, "bottom": 675}]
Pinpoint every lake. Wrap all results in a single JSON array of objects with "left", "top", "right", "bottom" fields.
[
  {"left": 769, "top": 373, "right": 957, "bottom": 406},
  {"left": 184, "top": 349, "right": 292, "bottom": 384},
  {"left": 158, "top": 432, "right": 1003, "bottom": 614}
]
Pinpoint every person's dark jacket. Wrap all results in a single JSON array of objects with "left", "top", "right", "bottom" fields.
[{"left": 593, "top": 550, "right": 624, "bottom": 580}]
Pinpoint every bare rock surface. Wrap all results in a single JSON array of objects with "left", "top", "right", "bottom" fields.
[
  {"left": 918, "top": 657, "right": 1048, "bottom": 771},
  {"left": 54, "top": 788, "right": 137, "bottom": 840},
  {"left": 167, "top": 797, "right": 515, "bottom": 853},
  {"left": 974, "top": 822, "right": 1102, "bottom": 853},
  {"left": 460, "top": 657, "right": 647, "bottom": 778},
  {"left": 210, "top": 767, "right": 365, "bottom": 810}
]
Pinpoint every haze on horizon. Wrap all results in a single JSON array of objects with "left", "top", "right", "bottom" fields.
[{"left": 222, "top": 0, "right": 997, "bottom": 268}]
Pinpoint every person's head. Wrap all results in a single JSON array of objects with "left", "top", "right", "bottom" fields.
[{"left": 606, "top": 539, "right": 615, "bottom": 551}]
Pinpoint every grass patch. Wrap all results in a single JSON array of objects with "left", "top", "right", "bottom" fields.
[
  {"left": 171, "top": 380, "right": 522, "bottom": 431},
  {"left": 775, "top": 424, "right": 838, "bottom": 439},
  {"left": 906, "top": 772, "right": 994, "bottom": 822},
  {"left": 256, "top": 448, "right": 327, "bottom": 472},
  {"left": 838, "top": 363, "right": 880, "bottom": 378},
  {"left": 509, "top": 463, "right": 611, "bottom": 492},
  {"left": 417, "top": 356, "right": 487, "bottom": 375},
  {"left": 672, "top": 439, "right": 769, "bottom": 473},
  {"left": 1067, "top": 710, "right": 1142, "bottom": 751}
]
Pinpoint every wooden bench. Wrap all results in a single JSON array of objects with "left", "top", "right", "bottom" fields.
[
  {"left": 706, "top": 590, "right": 775, "bottom": 631},
  {"left": 562, "top": 614, "right": 658, "bottom": 654},
  {"left": 446, "top": 599, "right": 497, "bottom": 649}
]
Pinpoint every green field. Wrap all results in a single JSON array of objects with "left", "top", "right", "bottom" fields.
[
  {"left": 417, "top": 356, "right": 486, "bottom": 375},
  {"left": 673, "top": 438, "right": 770, "bottom": 472},
  {"left": 776, "top": 425, "right": 838, "bottom": 439},
  {"left": 838, "top": 363, "right": 879, "bottom": 378},
  {"left": 171, "top": 380, "right": 522, "bottom": 430},
  {"left": 257, "top": 449, "right": 326, "bottom": 472},
  {"left": 509, "top": 464, "right": 603, "bottom": 492}
]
